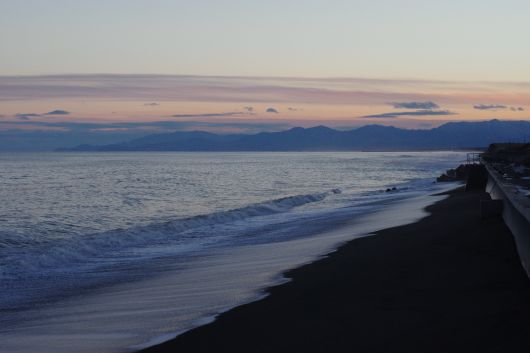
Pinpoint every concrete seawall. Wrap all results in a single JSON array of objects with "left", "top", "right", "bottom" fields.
[{"left": 484, "top": 163, "right": 530, "bottom": 277}]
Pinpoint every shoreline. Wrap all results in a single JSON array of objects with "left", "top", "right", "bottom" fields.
[
  {"left": 0, "top": 184, "right": 453, "bottom": 353},
  {"left": 129, "top": 186, "right": 452, "bottom": 351},
  {"left": 141, "top": 187, "right": 530, "bottom": 353}
]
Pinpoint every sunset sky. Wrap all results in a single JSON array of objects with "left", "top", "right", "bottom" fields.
[{"left": 1, "top": 0, "right": 530, "bottom": 132}]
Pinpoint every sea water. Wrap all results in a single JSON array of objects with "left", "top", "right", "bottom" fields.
[{"left": 0, "top": 151, "right": 465, "bottom": 352}]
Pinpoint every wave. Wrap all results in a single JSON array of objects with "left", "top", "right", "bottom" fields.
[{"left": 1, "top": 190, "right": 340, "bottom": 281}]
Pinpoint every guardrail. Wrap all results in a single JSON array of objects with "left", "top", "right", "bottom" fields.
[{"left": 466, "top": 152, "right": 481, "bottom": 165}]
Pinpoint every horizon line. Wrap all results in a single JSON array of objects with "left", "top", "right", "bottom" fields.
[{"left": 3, "top": 73, "right": 530, "bottom": 85}]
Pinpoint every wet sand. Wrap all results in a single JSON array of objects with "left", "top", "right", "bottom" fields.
[{"left": 141, "top": 188, "right": 530, "bottom": 353}]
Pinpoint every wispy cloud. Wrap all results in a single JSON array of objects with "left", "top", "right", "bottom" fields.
[
  {"left": 171, "top": 112, "right": 247, "bottom": 118},
  {"left": 15, "top": 113, "right": 41, "bottom": 119},
  {"left": 365, "top": 101, "right": 455, "bottom": 118},
  {"left": 45, "top": 109, "right": 70, "bottom": 115},
  {"left": 0, "top": 74, "right": 505, "bottom": 106},
  {"left": 473, "top": 104, "right": 507, "bottom": 110},
  {"left": 15, "top": 110, "right": 70, "bottom": 119},
  {"left": 362, "top": 110, "right": 456, "bottom": 118},
  {"left": 391, "top": 101, "right": 439, "bottom": 110},
  {"left": 473, "top": 104, "right": 524, "bottom": 112},
  {"left": 1, "top": 75, "right": 530, "bottom": 129}
]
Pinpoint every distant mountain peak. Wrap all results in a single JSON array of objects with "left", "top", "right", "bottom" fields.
[{"left": 58, "top": 120, "right": 530, "bottom": 152}]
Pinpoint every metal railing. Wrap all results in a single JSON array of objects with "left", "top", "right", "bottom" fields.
[{"left": 466, "top": 152, "right": 482, "bottom": 165}]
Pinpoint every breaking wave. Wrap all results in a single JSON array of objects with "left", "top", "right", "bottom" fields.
[{"left": 1, "top": 190, "right": 340, "bottom": 284}]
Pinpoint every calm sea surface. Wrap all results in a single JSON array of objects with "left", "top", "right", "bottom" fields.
[{"left": 0, "top": 151, "right": 465, "bottom": 352}]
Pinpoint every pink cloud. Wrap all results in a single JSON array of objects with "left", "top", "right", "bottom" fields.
[{"left": 1, "top": 75, "right": 529, "bottom": 106}]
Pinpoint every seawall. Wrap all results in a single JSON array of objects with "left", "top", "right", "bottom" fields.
[{"left": 484, "top": 162, "right": 530, "bottom": 277}]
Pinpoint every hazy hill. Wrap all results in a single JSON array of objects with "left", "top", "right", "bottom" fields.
[{"left": 61, "top": 120, "right": 530, "bottom": 152}]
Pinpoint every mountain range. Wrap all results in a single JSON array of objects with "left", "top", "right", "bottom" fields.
[{"left": 61, "top": 120, "right": 530, "bottom": 152}]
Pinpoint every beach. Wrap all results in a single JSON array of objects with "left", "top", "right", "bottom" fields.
[
  {"left": 5, "top": 3, "right": 530, "bottom": 352},
  {"left": 141, "top": 187, "right": 530, "bottom": 353}
]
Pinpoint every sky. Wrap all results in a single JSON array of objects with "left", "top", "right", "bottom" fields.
[{"left": 1, "top": 0, "right": 530, "bottom": 133}]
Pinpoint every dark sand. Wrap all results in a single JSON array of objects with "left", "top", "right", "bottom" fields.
[{"left": 141, "top": 188, "right": 530, "bottom": 353}]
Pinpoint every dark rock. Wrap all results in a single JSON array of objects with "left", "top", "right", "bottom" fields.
[{"left": 437, "top": 164, "right": 472, "bottom": 182}]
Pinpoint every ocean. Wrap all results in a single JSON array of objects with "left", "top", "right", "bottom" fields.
[{"left": 0, "top": 151, "right": 465, "bottom": 352}]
